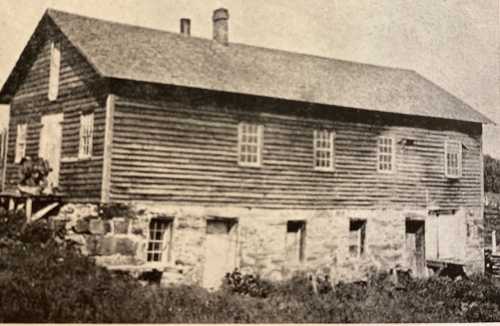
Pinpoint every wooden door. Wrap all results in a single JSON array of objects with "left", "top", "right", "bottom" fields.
[
  {"left": 406, "top": 220, "right": 426, "bottom": 277},
  {"left": 437, "top": 211, "right": 466, "bottom": 261},
  {"left": 202, "top": 220, "right": 236, "bottom": 289},
  {"left": 39, "top": 113, "right": 63, "bottom": 188}
]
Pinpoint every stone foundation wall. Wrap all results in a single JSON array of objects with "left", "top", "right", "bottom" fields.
[{"left": 52, "top": 203, "right": 484, "bottom": 286}]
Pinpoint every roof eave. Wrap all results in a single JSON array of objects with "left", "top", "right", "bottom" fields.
[{"left": 107, "top": 76, "right": 494, "bottom": 126}]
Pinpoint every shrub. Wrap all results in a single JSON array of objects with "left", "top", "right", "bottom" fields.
[{"left": 222, "top": 269, "right": 274, "bottom": 298}]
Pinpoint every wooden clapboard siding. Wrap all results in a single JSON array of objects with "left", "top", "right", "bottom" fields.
[
  {"left": 108, "top": 92, "right": 482, "bottom": 210},
  {"left": 4, "top": 21, "right": 106, "bottom": 202}
]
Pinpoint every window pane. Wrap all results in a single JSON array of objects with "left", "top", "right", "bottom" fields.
[
  {"left": 147, "top": 219, "right": 171, "bottom": 263},
  {"left": 314, "top": 130, "right": 334, "bottom": 170},
  {"left": 378, "top": 137, "right": 394, "bottom": 172},
  {"left": 238, "top": 123, "right": 262, "bottom": 166},
  {"left": 79, "top": 113, "right": 94, "bottom": 158}
]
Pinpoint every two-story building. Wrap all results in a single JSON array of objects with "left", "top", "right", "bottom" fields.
[{"left": 0, "top": 8, "right": 493, "bottom": 287}]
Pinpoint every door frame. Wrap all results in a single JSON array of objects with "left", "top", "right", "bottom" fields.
[
  {"left": 202, "top": 217, "right": 239, "bottom": 289},
  {"left": 39, "top": 112, "right": 63, "bottom": 188},
  {"left": 405, "top": 219, "right": 426, "bottom": 277}
]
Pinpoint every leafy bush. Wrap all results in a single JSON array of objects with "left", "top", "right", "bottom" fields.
[{"left": 222, "top": 269, "right": 274, "bottom": 298}]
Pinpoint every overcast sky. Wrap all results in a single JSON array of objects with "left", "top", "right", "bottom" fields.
[{"left": 0, "top": 0, "right": 499, "bottom": 157}]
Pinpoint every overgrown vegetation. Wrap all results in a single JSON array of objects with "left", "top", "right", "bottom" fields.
[
  {"left": 0, "top": 209, "right": 499, "bottom": 323},
  {"left": 485, "top": 154, "right": 500, "bottom": 193}
]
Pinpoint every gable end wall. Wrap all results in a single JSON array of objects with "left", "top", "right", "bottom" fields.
[{"left": 4, "top": 21, "right": 107, "bottom": 202}]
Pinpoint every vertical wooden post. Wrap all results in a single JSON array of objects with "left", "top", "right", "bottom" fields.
[
  {"left": 25, "top": 197, "right": 32, "bottom": 224},
  {"left": 493, "top": 230, "right": 497, "bottom": 254},
  {"left": 101, "top": 94, "right": 115, "bottom": 203},
  {"left": 1, "top": 125, "right": 8, "bottom": 193},
  {"left": 8, "top": 198, "right": 15, "bottom": 211}
]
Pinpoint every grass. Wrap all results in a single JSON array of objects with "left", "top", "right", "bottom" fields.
[{"left": 0, "top": 209, "right": 499, "bottom": 323}]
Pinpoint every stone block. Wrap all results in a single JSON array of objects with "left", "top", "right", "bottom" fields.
[
  {"left": 115, "top": 238, "right": 138, "bottom": 256},
  {"left": 94, "top": 254, "right": 136, "bottom": 266},
  {"left": 51, "top": 219, "right": 67, "bottom": 231},
  {"left": 74, "top": 218, "right": 90, "bottom": 234},
  {"left": 97, "top": 237, "right": 116, "bottom": 256},
  {"left": 84, "top": 235, "right": 101, "bottom": 256},
  {"left": 113, "top": 218, "right": 130, "bottom": 234},
  {"left": 90, "top": 219, "right": 106, "bottom": 235},
  {"left": 104, "top": 221, "right": 112, "bottom": 234}
]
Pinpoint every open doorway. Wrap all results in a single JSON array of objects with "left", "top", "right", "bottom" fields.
[
  {"left": 202, "top": 218, "right": 238, "bottom": 289},
  {"left": 406, "top": 220, "right": 426, "bottom": 277}
]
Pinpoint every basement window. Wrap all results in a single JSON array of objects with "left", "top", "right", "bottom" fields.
[
  {"left": 313, "top": 130, "right": 335, "bottom": 171},
  {"left": 237, "top": 122, "right": 263, "bottom": 167},
  {"left": 147, "top": 219, "right": 173, "bottom": 263},
  {"left": 377, "top": 136, "right": 395, "bottom": 172},
  {"left": 48, "top": 40, "right": 61, "bottom": 101},
  {"left": 445, "top": 140, "right": 462, "bottom": 178},
  {"left": 286, "top": 220, "right": 306, "bottom": 263},
  {"left": 349, "top": 219, "right": 366, "bottom": 258},
  {"left": 14, "top": 123, "right": 27, "bottom": 163},
  {"left": 78, "top": 112, "right": 94, "bottom": 159}
]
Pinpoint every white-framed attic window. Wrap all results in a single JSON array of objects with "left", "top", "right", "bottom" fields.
[
  {"left": 377, "top": 136, "right": 395, "bottom": 173},
  {"left": 78, "top": 112, "right": 94, "bottom": 159},
  {"left": 237, "top": 122, "right": 263, "bottom": 167},
  {"left": 445, "top": 140, "right": 462, "bottom": 179},
  {"left": 14, "top": 123, "right": 27, "bottom": 163},
  {"left": 48, "top": 40, "right": 61, "bottom": 101},
  {"left": 313, "top": 129, "right": 335, "bottom": 171}
]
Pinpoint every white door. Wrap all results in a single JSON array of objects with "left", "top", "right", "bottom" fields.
[
  {"left": 202, "top": 220, "right": 237, "bottom": 289},
  {"left": 438, "top": 211, "right": 466, "bottom": 261},
  {"left": 39, "top": 113, "right": 63, "bottom": 188}
]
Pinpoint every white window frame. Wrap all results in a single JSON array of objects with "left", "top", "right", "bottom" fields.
[
  {"left": 445, "top": 140, "right": 462, "bottom": 179},
  {"left": 377, "top": 136, "right": 396, "bottom": 173},
  {"left": 15, "top": 123, "right": 27, "bottom": 163},
  {"left": 78, "top": 112, "right": 94, "bottom": 159},
  {"left": 48, "top": 40, "right": 61, "bottom": 101},
  {"left": 237, "top": 122, "right": 263, "bottom": 167},
  {"left": 146, "top": 219, "right": 173, "bottom": 264},
  {"left": 313, "top": 129, "right": 335, "bottom": 171}
]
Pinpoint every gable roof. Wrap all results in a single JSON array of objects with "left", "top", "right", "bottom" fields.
[{"left": 0, "top": 9, "right": 493, "bottom": 124}]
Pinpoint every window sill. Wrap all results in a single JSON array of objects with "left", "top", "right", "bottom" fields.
[
  {"left": 238, "top": 162, "right": 262, "bottom": 168},
  {"left": 61, "top": 156, "right": 100, "bottom": 163},
  {"left": 143, "top": 262, "right": 168, "bottom": 270},
  {"left": 314, "top": 167, "right": 335, "bottom": 173}
]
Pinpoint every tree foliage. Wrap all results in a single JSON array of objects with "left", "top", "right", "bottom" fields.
[{"left": 484, "top": 155, "right": 500, "bottom": 193}]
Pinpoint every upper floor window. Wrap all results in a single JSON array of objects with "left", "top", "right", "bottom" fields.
[
  {"left": 78, "top": 112, "right": 94, "bottom": 159},
  {"left": 313, "top": 130, "right": 335, "bottom": 171},
  {"left": 377, "top": 136, "right": 395, "bottom": 172},
  {"left": 48, "top": 41, "right": 61, "bottom": 101},
  {"left": 445, "top": 140, "right": 462, "bottom": 178},
  {"left": 238, "top": 122, "right": 262, "bottom": 167},
  {"left": 15, "top": 123, "right": 27, "bottom": 163}
]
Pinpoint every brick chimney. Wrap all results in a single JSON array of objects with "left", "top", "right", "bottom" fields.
[
  {"left": 180, "top": 18, "right": 191, "bottom": 36},
  {"left": 213, "top": 8, "right": 229, "bottom": 45}
]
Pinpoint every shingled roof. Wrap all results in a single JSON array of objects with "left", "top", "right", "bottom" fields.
[{"left": 0, "top": 9, "right": 493, "bottom": 124}]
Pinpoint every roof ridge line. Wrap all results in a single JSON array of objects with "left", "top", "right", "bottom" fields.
[{"left": 46, "top": 8, "right": 413, "bottom": 73}]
